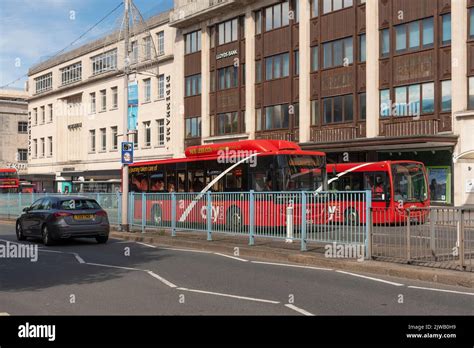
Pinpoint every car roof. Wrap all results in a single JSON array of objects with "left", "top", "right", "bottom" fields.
[{"left": 43, "top": 196, "right": 97, "bottom": 201}]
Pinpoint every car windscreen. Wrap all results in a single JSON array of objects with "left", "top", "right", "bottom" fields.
[{"left": 58, "top": 199, "right": 101, "bottom": 210}]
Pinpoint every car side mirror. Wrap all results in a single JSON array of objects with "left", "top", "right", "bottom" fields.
[{"left": 23, "top": 207, "right": 30, "bottom": 212}]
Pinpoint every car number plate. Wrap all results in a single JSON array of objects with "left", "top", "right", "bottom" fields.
[{"left": 74, "top": 214, "right": 94, "bottom": 220}]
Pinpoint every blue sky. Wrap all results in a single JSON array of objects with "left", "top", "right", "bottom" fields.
[{"left": 0, "top": 0, "right": 173, "bottom": 89}]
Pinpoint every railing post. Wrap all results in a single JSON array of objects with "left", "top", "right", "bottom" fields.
[
  {"left": 141, "top": 192, "right": 146, "bottom": 233},
  {"left": 406, "top": 209, "right": 411, "bottom": 263},
  {"left": 365, "top": 190, "right": 372, "bottom": 260},
  {"left": 117, "top": 191, "right": 122, "bottom": 227},
  {"left": 301, "top": 192, "right": 307, "bottom": 252},
  {"left": 206, "top": 191, "right": 212, "bottom": 241},
  {"left": 171, "top": 192, "right": 177, "bottom": 237},
  {"left": 429, "top": 208, "right": 436, "bottom": 257},
  {"left": 458, "top": 209, "right": 465, "bottom": 269},
  {"left": 249, "top": 190, "right": 255, "bottom": 246}
]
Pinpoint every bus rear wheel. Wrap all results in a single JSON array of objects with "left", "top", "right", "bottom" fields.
[
  {"left": 226, "top": 207, "right": 243, "bottom": 232},
  {"left": 151, "top": 205, "right": 162, "bottom": 226},
  {"left": 344, "top": 208, "right": 360, "bottom": 226}
]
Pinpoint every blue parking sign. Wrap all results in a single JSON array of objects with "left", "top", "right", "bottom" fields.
[{"left": 121, "top": 142, "right": 134, "bottom": 164}]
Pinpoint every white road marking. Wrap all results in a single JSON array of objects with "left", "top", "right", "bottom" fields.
[
  {"left": 136, "top": 242, "right": 157, "bottom": 248},
  {"left": 251, "top": 260, "right": 332, "bottom": 271},
  {"left": 285, "top": 304, "right": 314, "bottom": 316},
  {"left": 0, "top": 312, "right": 10, "bottom": 316},
  {"left": 146, "top": 270, "right": 177, "bottom": 288},
  {"left": 407, "top": 286, "right": 474, "bottom": 296},
  {"left": 336, "top": 270, "right": 404, "bottom": 286},
  {"left": 85, "top": 262, "right": 142, "bottom": 271},
  {"left": 159, "top": 247, "right": 211, "bottom": 254},
  {"left": 213, "top": 252, "right": 248, "bottom": 262},
  {"left": 177, "top": 287, "right": 280, "bottom": 304},
  {"left": 73, "top": 253, "right": 85, "bottom": 264}
]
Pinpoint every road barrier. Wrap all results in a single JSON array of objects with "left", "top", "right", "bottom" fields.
[
  {"left": 371, "top": 207, "right": 473, "bottom": 272},
  {"left": 1, "top": 191, "right": 472, "bottom": 271}
]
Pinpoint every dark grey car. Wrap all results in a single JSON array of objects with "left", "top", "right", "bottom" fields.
[{"left": 16, "top": 196, "right": 110, "bottom": 245}]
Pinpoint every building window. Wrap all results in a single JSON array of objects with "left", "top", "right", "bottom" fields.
[
  {"left": 311, "top": 100, "right": 319, "bottom": 125},
  {"left": 40, "top": 138, "right": 45, "bottom": 157},
  {"left": 256, "top": 109, "right": 262, "bottom": 131},
  {"left": 380, "top": 89, "right": 390, "bottom": 117},
  {"left": 211, "top": 112, "right": 240, "bottom": 136},
  {"left": 323, "top": 37, "right": 353, "bottom": 68},
  {"left": 157, "top": 119, "right": 165, "bottom": 146},
  {"left": 359, "top": 93, "right": 366, "bottom": 120},
  {"left": 157, "top": 31, "right": 165, "bottom": 55},
  {"left": 131, "top": 41, "right": 138, "bottom": 63},
  {"left": 133, "top": 131, "right": 138, "bottom": 149},
  {"left": 469, "top": 77, "right": 474, "bottom": 110},
  {"left": 33, "top": 139, "right": 37, "bottom": 158},
  {"left": 100, "top": 90, "right": 106, "bottom": 111},
  {"left": 218, "top": 66, "right": 239, "bottom": 90},
  {"left": 90, "top": 92, "right": 96, "bottom": 113},
  {"left": 265, "top": 52, "right": 290, "bottom": 80},
  {"left": 144, "top": 36, "right": 152, "bottom": 60},
  {"left": 294, "top": 51, "right": 299, "bottom": 75},
  {"left": 312, "top": 0, "right": 318, "bottom": 17},
  {"left": 35, "top": 73, "right": 52, "bottom": 94},
  {"left": 18, "top": 121, "right": 28, "bottom": 133},
  {"left": 218, "top": 18, "right": 239, "bottom": 45},
  {"left": 143, "top": 79, "right": 151, "bottom": 102},
  {"left": 33, "top": 108, "right": 37, "bottom": 125},
  {"left": 158, "top": 74, "right": 165, "bottom": 99},
  {"left": 18, "top": 149, "right": 28, "bottom": 162},
  {"left": 395, "top": 18, "right": 434, "bottom": 53},
  {"left": 255, "top": 10, "right": 262, "bottom": 35},
  {"left": 185, "top": 30, "right": 201, "bottom": 54},
  {"left": 89, "top": 130, "right": 96, "bottom": 152},
  {"left": 311, "top": 46, "right": 319, "bottom": 71},
  {"left": 323, "top": 94, "right": 353, "bottom": 124},
  {"left": 48, "top": 104, "right": 53, "bottom": 122},
  {"left": 265, "top": 1, "right": 289, "bottom": 31},
  {"left": 40, "top": 106, "right": 45, "bottom": 124},
  {"left": 185, "top": 74, "right": 201, "bottom": 97},
  {"left": 99, "top": 128, "right": 106, "bottom": 151},
  {"left": 60, "top": 62, "right": 82, "bottom": 85},
  {"left": 323, "top": 0, "right": 353, "bottom": 15},
  {"left": 441, "top": 80, "right": 451, "bottom": 112},
  {"left": 359, "top": 34, "right": 366, "bottom": 62},
  {"left": 143, "top": 122, "right": 151, "bottom": 147},
  {"left": 92, "top": 49, "right": 117, "bottom": 75},
  {"left": 256, "top": 60, "right": 262, "bottom": 83},
  {"left": 470, "top": 8, "right": 474, "bottom": 38},
  {"left": 111, "top": 126, "right": 118, "bottom": 150},
  {"left": 441, "top": 14, "right": 451, "bottom": 45},
  {"left": 185, "top": 116, "right": 201, "bottom": 138},
  {"left": 111, "top": 87, "right": 118, "bottom": 109},
  {"left": 291, "top": 0, "right": 299, "bottom": 22},
  {"left": 381, "top": 28, "right": 390, "bottom": 57},
  {"left": 259, "top": 104, "right": 292, "bottom": 131},
  {"left": 47, "top": 137, "right": 53, "bottom": 157}
]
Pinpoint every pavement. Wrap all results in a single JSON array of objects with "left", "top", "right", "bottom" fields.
[{"left": 0, "top": 222, "right": 473, "bottom": 316}]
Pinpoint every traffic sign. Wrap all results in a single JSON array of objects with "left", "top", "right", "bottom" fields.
[{"left": 121, "top": 142, "right": 134, "bottom": 164}]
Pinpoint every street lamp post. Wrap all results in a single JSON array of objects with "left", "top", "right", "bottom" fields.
[{"left": 121, "top": 0, "right": 130, "bottom": 232}]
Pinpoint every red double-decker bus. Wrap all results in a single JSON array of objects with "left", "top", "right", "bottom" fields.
[
  {"left": 128, "top": 140, "right": 327, "bottom": 228},
  {"left": 326, "top": 161, "right": 430, "bottom": 224},
  {"left": 0, "top": 168, "right": 20, "bottom": 193}
]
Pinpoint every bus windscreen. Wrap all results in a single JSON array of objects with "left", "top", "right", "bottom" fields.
[{"left": 392, "top": 163, "right": 428, "bottom": 203}]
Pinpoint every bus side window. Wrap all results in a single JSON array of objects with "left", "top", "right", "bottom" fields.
[
  {"left": 225, "top": 170, "right": 243, "bottom": 191},
  {"left": 177, "top": 172, "right": 186, "bottom": 192},
  {"left": 365, "top": 173, "right": 387, "bottom": 200},
  {"left": 131, "top": 173, "right": 149, "bottom": 192},
  {"left": 167, "top": 173, "right": 176, "bottom": 192},
  {"left": 150, "top": 172, "right": 165, "bottom": 192}
]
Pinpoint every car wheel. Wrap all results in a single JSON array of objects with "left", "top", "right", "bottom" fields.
[
  {"left": 42, "top": 225, "right": 54, "bottom": 246},
  {"left": 344, "top": 208, "right": 360, "bottom": 226},
  {"left": 96, "top": 235, "right": 108, "bottom": 244},
  {"left": 16, "top": 222, "right": 26, "bottom": 241}
]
